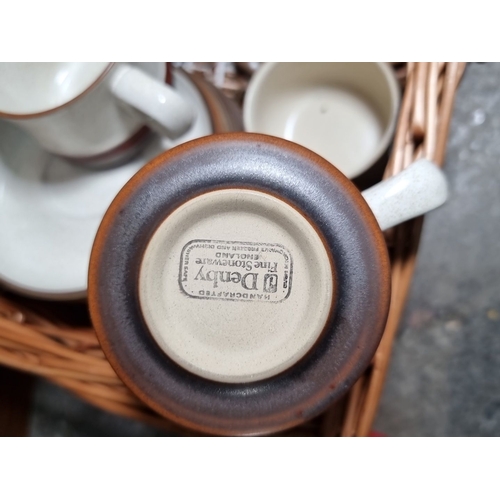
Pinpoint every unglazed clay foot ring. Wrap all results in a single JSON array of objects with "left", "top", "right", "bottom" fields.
[{"left": 139, "top": 188, "right": 334, "bottom": 383}]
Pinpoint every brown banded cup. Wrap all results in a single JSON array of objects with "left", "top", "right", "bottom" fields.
[{"left": 89, "top": 133, "right": 448, "bottom": 435}]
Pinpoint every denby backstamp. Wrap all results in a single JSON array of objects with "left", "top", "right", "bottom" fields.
[{"left": 179, "top": 239, "right": 293, "bottom": 302}]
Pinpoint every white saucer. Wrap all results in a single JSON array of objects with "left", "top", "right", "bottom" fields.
[{"left": 0, "top": 69, "right": 213, "bottom": 300}]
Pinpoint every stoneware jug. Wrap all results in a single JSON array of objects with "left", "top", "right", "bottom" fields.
[{"left": 89, "top": 133, "right": 448, "bottom": 436}]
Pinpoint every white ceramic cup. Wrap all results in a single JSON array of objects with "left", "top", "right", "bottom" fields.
[
  {"left": 0, "top": 62, "right": 195, "bottom": 165},
  {"left": 243, "top": 62, "right": 400, "bottom": 179}
]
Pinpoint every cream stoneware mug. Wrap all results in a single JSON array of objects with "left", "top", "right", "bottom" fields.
[
  {"left": 89, "top": 133, "right": 448, "bottom": 435},
  {"left": 244, "top": 62, "right": 400, "bottom": 180},
  {"left": 0, "top": 63, "right": 195, "bottom": 167}
]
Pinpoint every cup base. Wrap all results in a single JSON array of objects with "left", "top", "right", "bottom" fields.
[{"left": 138, "top": 188, "right": 334, "bottom": 383}]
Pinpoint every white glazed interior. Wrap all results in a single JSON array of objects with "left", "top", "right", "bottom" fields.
[
  {"left": 0, "top": 62, "right": 110, "bottom": 115},
  {"left": 244, "top": 62, "right": 400, "bottom": 179},
  {"left": 0, "top": 69, "right": 212, "bottom": 299},
  {"left": 139, "top": 189, "right": 334, "bottom": 383}
]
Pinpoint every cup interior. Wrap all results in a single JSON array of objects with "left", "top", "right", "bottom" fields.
[
  {"left": 0, "top": 62, "right": 110, "bottom": 116},
  {"left": 244, "top": 62, "right": 400, "bottom": 179}
]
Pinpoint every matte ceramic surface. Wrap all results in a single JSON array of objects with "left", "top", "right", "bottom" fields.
[
  {"left": 89, "top": 134, "right": 392, "bottom": 435},
  {"left": 139, "top": 189, "right": 334, "bottom": 383},
  {"left": 362, "top": 159, "right": 449, "bottom": 230},
  {"left": 0, "top": 62, "right": 194, "bottom": 160},
  {"left": 244, "top": 62, "right": 400, "bottom": 179},
  {"left": 0, "top": 69, "right": 214, "bottom": 300}
]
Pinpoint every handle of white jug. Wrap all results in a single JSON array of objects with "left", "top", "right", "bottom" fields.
[
  {"left": 361, "top": 159, "right": 449, "bottom": 231},
  {"left": 110, "top": 64, "right": 195, "bottom": 140}
]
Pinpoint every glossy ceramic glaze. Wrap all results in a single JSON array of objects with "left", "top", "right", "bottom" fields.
[
  {"left": 0, "top": 69, "right": 240, "bottom": 300},
  {"left": 244, "top": 62, "right": 400, "bottom": 179},
  {"left": 0, "top": 62, "right": 194, "bottom": 162}
]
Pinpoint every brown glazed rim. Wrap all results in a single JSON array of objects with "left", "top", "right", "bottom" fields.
[{"left": 88, "top": 133, "right": 391, "bottom": 436}]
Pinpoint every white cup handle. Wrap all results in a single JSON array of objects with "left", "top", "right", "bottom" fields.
[
  {"left": 110, "top": 64, "right": 195, "bottom": 140},
  {"left": 361, "top": 159, "right": 449, "bottom": 231}
]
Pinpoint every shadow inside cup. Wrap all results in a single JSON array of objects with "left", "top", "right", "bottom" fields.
[{"left": 351, "top": 147, "right": 391, "bottom": 192}]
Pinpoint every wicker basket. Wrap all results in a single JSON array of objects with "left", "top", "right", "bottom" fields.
[{"left": 0, "top": 62, "right": 466, "bottom": 436}]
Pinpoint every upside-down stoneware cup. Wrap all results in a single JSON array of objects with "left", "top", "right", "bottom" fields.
[{"left": 89, "top": 133, "right": 448, "bottom": 436}]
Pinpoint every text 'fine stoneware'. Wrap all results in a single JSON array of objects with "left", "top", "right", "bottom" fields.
[{"left": 89, "top": 133, "right": 448, "bottom": 436}]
